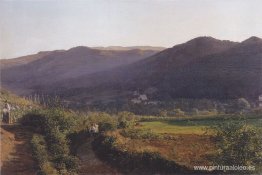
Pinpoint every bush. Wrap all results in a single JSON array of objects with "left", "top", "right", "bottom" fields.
[
  {"left": 88, "top": 112, "right": 118, "bottom": 132},
  {"left": 173, "top": 108, "right": 185, "bottom": 116},
  {"left": 25, "top": 108, "right": 79, "bottom": 174},
  {"left": 159, "top": 110, "right": 168, "bottom": 117},
  {"left": 210, "top": 118, "right": 262, "bottom": 167},
  {"left": 53, "top": 155, "right": 79, "bottom": 173},
  {"left": 117, "top": 111, "right": 136, "bottom": 129},
  {"left": 44, "top": 108, "right": 76, "bottom": 134},
  {"left": 237, "top": 98, "right": 251, "bottom": 111},
  {"left": 31, "top": 134, "right": 58, "bottom": 175},
  {"left": 191, "top": 108, "right": 199, "bottom": 115}
]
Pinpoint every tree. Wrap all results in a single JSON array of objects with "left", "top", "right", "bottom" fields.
[
  {"left": 117, "top": 111, "right": 136, "bottom": 129},
  {"left": 210, "top": 118, "right": 262, "bottom": 166},
  {"left": 191, "top": 108, "right": 199, "bottom": 115},
  {"left": 159, "top": 110, "right": 168, "bottom": 117},
  {"left": 173, "top": 108, "right": 185, "bottom": 116},
  {"left": 236, "top": 98, "right": 251, "bottom": 113}
]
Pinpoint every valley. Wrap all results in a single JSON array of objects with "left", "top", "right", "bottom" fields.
[{"left": 1, "top": 36, "right": 262, "bottom": 175}]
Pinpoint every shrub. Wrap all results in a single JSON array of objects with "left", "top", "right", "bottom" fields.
[
  {"left": 88, "top": 112, "right": 117, "bottom": 132},
  {"left": 159, "top": 110, "right": 168, "bottom": 117},
  {"left": 31, "top": 134, "right": 58, "bottom": 175},
  {"left": 44, "top": 108, "right": 76, "bottom": 134},
  {"left": 31, "top": 134, "right": 48, "bottom": 165},
  {"left": 117, "top": 111, "right": 136, "bottom": 129},
  {"left": 53, "top": 155, "right": 79, "bottom": 173},
  {"left": 191, "top": 108, "right": 199, "bottom": 115},
  {"left": 25, "top": 108, "right": 79, "bottom": 174},
  {"left": 237, "top": 98, "right": 251, "bottom": 111},
  {"left": 210, "top": 118, "right": 262, "bottom": 167},
  {"left": 173, "top": 108, "right": 185, "bottom": 116}
]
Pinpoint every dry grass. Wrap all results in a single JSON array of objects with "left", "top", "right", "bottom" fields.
[{"left": 107, "top": 130, "right": 214, "bottom": 169}]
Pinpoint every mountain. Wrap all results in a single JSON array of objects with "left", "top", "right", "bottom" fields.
[
  {"left": 1, "top": 36, "right": 261, "bottom": 106},
  {"left": 125, "top": 36, "right": 262, "bottom": 99},
  {"left": 92, "top": 46, "right": 166, "bottom": 51},
  {"left": 0, "top": 46, "right": 160, "bottom": 94},
  {"left": 0, "top": 51, "right": 56, "bottom": 69},
  {"left": 45, "top": 36, "right": 261, "bottom": 103}
]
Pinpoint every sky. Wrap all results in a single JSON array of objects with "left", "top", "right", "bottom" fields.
[{"left": 0, "top": 0, "right": 262, "bottom": 59}]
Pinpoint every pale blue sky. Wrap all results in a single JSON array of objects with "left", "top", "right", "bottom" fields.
[{"left": 1, "top": 0, "right": 262, "bottom": 59}]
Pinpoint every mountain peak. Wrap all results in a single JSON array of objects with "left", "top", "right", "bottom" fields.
[
  {"left": 242, "top": 36, "right": 262, "bottom": 44},
  {"left": 168, "top": 36, "right": 237, "bottom": 58},
  {"left": 68, "top": 46, "right": 91, "bottom": 51},
  {"left": 186, "top": 36, "right": 219, "bottom": 44},
  {"left": 186, "top": 36, "right": 237, "bottom": 45}
]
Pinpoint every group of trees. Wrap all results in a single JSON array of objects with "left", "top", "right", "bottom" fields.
[
  {"left": 86, "top": 97, "right": 256, "bottom": 117},
  {"left": 23, "top": 94, "right": 64, "bottom": 108},
  {"left": 210, "top": 117, "right": 262, "bottom": 171},
  {"left": 86, "top": 111, "right": 136, "bottom": 132}
]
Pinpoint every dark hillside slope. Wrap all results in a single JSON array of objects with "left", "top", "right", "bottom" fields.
[
  {"left": 52, "top": 37, "right": 261, "bottom": 103},
  {"left": 1, "top": 47, "right": 159, "bottom": 94}
]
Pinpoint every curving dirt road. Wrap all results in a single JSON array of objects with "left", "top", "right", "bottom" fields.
[
  {"left": 0, "top": 124, "right": 36, "bottom": 175},
  {"left": 1, "top": 124, "right": 120, "bottom": 175},
  {"left": 77, "top": 138, "right": 120, "bottom": 175}
]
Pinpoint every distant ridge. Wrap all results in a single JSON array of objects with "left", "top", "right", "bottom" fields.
[
  {"left": 1, "top": 36, "right": 261, "bottom": 104},
  {"left": 0, "top": 46, "right": 161, "bottom": 94},
  {"left": 45, "top": 36, "right": 262, "bottom": 103},
  {"left": 92, "top": 46, "right": 166, "bottom": 51}
]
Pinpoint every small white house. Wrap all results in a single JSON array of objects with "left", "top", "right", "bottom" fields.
[
  {"left": 259, "top": 95, "right": 262, "bottom": 107},
  {"left": 138, "top": 94, "right": 148, "bottom": 101},
  {"left": 259, "top": 95, "right": 262, "bottom": 101},
  {"left": 131, "top": 94, "right": 148, "bottom": 104}
]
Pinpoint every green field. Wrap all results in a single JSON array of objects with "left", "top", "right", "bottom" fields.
[
  {"left": 140, "top": 116, "right": 262, "bottom": 135},
  {"left": 141, "top": 121, "right": 206, "bottom": 135}
]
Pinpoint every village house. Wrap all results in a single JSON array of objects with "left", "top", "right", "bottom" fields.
[
  {"left": 131, "top": 92, "right": 148, "bottom": 104},
  {"left": 259, "top": 95, "right": 262, "bottom": 107}
]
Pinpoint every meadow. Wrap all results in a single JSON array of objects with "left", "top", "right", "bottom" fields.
[
  {"left": 140, "top": 115, "right": 262, "bottom": 135},
  {"left": 1, "top": 90, "right": 262, "bottom": 174},
  {"left": 101, "top": 114, "right": 262, "bottom": 171}
]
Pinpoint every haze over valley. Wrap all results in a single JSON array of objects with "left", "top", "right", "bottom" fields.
[
  {"left": 1, "top": 36, "right": 261, "bottom": 107},
  {"left": 1, "top": 1, "right": 262, "bottom": 174}
]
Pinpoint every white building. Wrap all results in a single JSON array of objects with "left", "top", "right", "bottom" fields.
[
  {"left": 131, "top": 94, "right": 148, "bottom": 104},
  {"left": 259, "top": 95, "right": 262, "bottom": 107},
  {"left": 138, "top": 94, "right": 148, "bottom": 101}
]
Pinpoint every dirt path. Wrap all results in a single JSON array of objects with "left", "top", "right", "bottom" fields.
[
  {"left": 0, "top": 124, "right": 36, "bottom": 175},
  {"left": 77, "top": 138, "right": 120, "bottom": 175}
]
